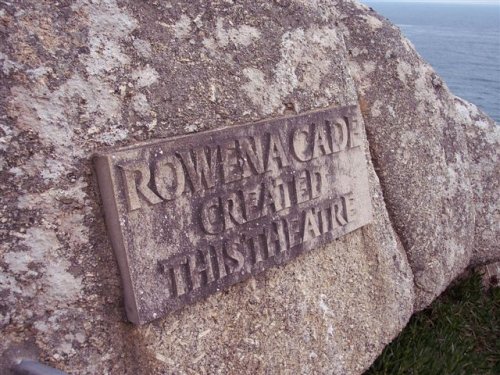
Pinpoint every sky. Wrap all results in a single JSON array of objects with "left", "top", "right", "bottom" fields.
[{"left": 362, "top": 0, "right": 500, "bottom": 4}]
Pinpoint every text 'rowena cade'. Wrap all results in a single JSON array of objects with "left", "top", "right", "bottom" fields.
[{"left": 94, "top": 105, "right": 373, "bottom": 324}]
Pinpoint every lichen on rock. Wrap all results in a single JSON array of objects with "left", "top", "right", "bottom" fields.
[{"left": 0, "top": 0, "right": 498, "bottom": 374}]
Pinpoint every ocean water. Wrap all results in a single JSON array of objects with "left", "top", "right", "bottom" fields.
[{"left": 363, "top": 1, "right": 500, "bottom": 122}]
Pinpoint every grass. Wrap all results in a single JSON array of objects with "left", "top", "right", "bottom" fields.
[{"left": 365, "top": 271, "right": 500, "bottom": 375}]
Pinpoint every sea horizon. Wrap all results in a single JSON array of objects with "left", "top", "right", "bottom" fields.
[
  {"left": 364, "top": 0, "right": 500, "bottom": 5},
  {"left": 363, "top": 0, "right": 500, "bottom": 122}
]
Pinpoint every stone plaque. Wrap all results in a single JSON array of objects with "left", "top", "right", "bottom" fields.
[{"left": 94, "top": 105, "right": 373, "bottom": 324}]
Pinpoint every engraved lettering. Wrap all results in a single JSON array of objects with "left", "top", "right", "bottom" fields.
[
  {"left": 265, "top": 220, "right": 287, "bottom": 258},
  {"left": 243, "top": 185, "right": 261, "bottom": 222},
  {"left": 220, "top": 140, "right": 242, "bottom": 183},
  {"left": 266, "top": 132, "right": 289, "bottom": 172},
  {"left": 294, "top": 170, "right": 310, "bottom": 204},
  {"left": 331, "top": 197, "right": 348, "bottom": 227},
  {"left": 319, "top": 207, "right": 330, "bottom": 234},
  {"left": 302, "top": 208, "right": 321, "bottom": 242},
  {"left": 188, "top": 249, "right": 215, "bottom": 290},
  {"left": 238, "top": 136, "right": 265, "bottom": 178},
  {"left": 286, "top": 216, "right": 302, "bottom": 248},
  {"left": 260, "top": 180, "right": 281, "bottom": 216},
  {"left": 329, "top": 118, "right": 349, "bottom": 152},
  {"left": 343, "top": 192, "right": 357, "bottom": 223},
  {"left": 213, "top": 244, "right": 228, "bottom": 279},
  {"left": 347, "top": 115, "right": 362, "bottom": 148},
  {"left": 154, "top": 155, "right": 185, "bottom": 200},
  {"left": 310, "top": 167, "right": 326, "bottom": 199},
  {"left": 201, "top": 197, "right": 224, "bottom": 234},
  {"left": 249, "top": 233, "right": 265, "bottom": 264},
  {"left": 292, "top": 124, "right": 311, "bottom": 162},
  {"left": 312, "top": 123, "right": 332, "bottom": 158},
  {"left": 178, "top": 146, "right": 218, "bottom": 192},
  {"left": 224, "top": 238, "right": 245, "bottom": 274},
  {"left": 94, "top": 105, "right": 373, "bottom": 323},
  {"left": 119, "top": 161, "right": 162, "bottom": 211},
  {"left": 222, "top": 192, "right": 246, "bottom": 230},
  {"left": 273, "top": 177, "right": 292, "bottom": 210},
  {"left": 162, "top": 255, "right": 189, "bottom": 297}
]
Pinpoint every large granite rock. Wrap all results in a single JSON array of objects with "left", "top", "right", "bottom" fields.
[
  {"left": 0, "top": 0, "right": 497, "bottom": 374},
  {"left": 339, "top": 0, "right": 499, "bottom": 309}
]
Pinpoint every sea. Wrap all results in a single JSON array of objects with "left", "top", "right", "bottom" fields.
[{"left": 363, "top": 1, "right": 500, "bottom": 123}]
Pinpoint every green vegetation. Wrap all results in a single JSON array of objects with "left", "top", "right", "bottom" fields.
[{"left": 366, "top": 272, "right": 500, "bottom": 375}]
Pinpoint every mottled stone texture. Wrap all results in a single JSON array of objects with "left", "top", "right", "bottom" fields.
[
  {"left": 0, "top": 1, "right": 496, "bottom": 374},
  {"left": 339, "top": 0, "right": 499, "bottom": 309}
]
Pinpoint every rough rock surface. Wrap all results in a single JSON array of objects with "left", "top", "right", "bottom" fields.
[
  {"left": 0, "top": 0, "right": 497, "bottom": 374},
  {"left": 339, "top": 0, "right": 499, "bottom": 309}
]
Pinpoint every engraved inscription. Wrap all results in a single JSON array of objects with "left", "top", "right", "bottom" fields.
[
  {"left": 159, "top": 193, "right": 355, "bottom": 297},
  {"left": 119, "top": 118, "right": 357, "bottom": 212},
  {"left": 94, "top": 105, "right": 373, "bottom": 324}
]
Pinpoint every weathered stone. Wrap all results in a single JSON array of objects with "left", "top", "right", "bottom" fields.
[
  {"left": 0, "top": 0, "right": 497, "bottom": 374},
  {"left": 454, "top": 98, "right": 499, "bottom": 267},
  {"left": 95, "top": 105, "right": 373, "bottom": 324},
  {"left": 339, "top": 1, "right": 499, "bottom": 309}
]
